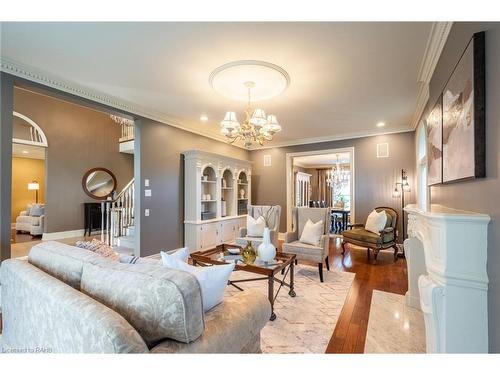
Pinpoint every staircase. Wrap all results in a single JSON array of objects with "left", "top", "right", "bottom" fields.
[{"left": 101, "top": 178, "right": 135, "bottom": 254}]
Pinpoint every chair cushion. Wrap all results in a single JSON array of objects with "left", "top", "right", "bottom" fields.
[
  {"left": 236, "top": 236, "right": 263, "bottom": 247},
  {"left": 81, "top": 259, "right": 205, "bottom": 346},
  {"left": 282, "top": 240, "right": 323, "bottom": 254},
  {"left": 342, "top": 228, "right": 382, "bottom": 245},
  {"left": 16, "top": 215, "right": 33, "bottom": 224}
]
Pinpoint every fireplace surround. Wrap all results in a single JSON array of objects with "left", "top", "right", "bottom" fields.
[{"left": 404, "top": 204, "right": 490, "bottom": 353}]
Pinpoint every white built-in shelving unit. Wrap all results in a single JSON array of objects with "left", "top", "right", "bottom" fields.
[{"left": 183, "top": 150, "right": 252, "bottom": 252}]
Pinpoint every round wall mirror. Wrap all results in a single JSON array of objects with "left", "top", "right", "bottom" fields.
[{"left": 82, "top": 167, "right": 117, "bottom": 200}]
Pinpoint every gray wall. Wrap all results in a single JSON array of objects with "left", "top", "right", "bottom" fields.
[
  {"left": 0, "top": 73, "right": 14, "bottom": 261},
  {"left": 13, "top": 88, "right": 134, "bottom": 233},
  {"left": 137, "top": 118, "right": 249, "bottom": 257},
  {"left": 422, "top": 22, "right": 500, "bottom": 353},
  {"left": 250, "top": 132, "right": 416, "bottom": 237}
]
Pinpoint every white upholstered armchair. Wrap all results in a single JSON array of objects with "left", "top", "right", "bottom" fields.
[
  {"left": 15, "top": 204, "right": 45, "bottom": 236},
  {"left": 282, "top": 207, "right": 330, "bottom": 282},
  {"left": 236, "top": 205, "right": 281, "bottom": 249}
]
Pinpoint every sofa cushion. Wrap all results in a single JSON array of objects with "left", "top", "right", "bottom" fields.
[
  {"left": 80, "top": 260, "right": 205, "bottom": 346},
  {"left": 342, "top": 228, "right": 382, "bottom": 245},
  {"left": 28, "top": 241, "right": 102, "bottom": 290}
]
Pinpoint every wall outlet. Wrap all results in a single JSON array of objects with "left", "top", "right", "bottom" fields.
[
  {"left": 145, "top": 209, "right": 150, "bottom": 217},
  {"left": 145, "top": 179, "right": 150, "bottom": 187},
  {"left": 145, "top": 189, "right": 152, "bottom": 197}
]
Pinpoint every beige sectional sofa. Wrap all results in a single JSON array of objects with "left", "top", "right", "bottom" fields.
[{"left": 0, "top": 241, "right": 271, "bottom": 353}]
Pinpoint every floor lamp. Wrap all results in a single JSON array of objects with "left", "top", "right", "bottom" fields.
[
  {"left": 28, "top": 181, "right": 40, "bottom": 204},
  {"left": 392, "top": 169, "right": 410, "bottom": 257}
]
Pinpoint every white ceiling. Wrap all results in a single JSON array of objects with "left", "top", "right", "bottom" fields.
[
  {"left": 1, "top": 22, "right": 433, "bottom": 148},
  {"left": 294, "top": 153, "right": 351, "bottom": 168}
]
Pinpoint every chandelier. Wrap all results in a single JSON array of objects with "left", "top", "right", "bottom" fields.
[
  {"left": 219, "top": 81, "right": 282, "bottom": 148},
  {"left": 327, "top": 155, "right": 350, "bottom": 187}
]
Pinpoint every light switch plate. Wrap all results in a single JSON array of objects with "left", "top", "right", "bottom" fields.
[
  {"left": 145, "top": 209, "right": 150, "bottom": 217},
  {"left": 145, "top": 179, "right": 150, "bottom": 187},
  {"left": 145, "top": 189, "right": 152, "bottom": 197}
]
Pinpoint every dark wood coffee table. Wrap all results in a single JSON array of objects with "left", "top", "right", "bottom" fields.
[{"left": 190, "top": 243, "right": 296, "bottom": 321}]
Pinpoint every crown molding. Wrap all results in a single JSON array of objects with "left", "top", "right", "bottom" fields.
[
  {"left": 410, "top": 21, "right": 453, "bottom": 129},
  {"left": 0, "top": 57, "right": 247, "bottom": 149},
  {"left": 247, "top": 126, "right": 414, "bottom": 150},
  {"left": 1, "top": 49, "right": 428, "bottom": 153}
]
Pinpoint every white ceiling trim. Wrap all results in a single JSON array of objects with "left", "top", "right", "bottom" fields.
[
  {"left": 0, "top": 57, "right": 246, "bottom": 149},
  {"left": 247, "top": 126, "right": 413, "bottom": 150},
  {"left": 410, "top": 22, "right": 453, "bottom": 129}
]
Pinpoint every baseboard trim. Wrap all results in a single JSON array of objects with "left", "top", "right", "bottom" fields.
[{"left": 42, "top": 229, "right": 86, "bottom": 241}]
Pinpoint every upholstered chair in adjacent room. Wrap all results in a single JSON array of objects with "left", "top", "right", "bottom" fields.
[
  {"left": 236, "top": 205, "right": 281, "bottom": 249},
  {"left": 282, "top": 207, "right": 330, "bottom": 282},
  {"left": 341, "top": 206, "right": 399, "bottom": 264}
]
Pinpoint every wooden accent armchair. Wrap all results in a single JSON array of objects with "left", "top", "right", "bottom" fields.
[{"left": 341, "top": 207, "right": 399, "bottom": 264}]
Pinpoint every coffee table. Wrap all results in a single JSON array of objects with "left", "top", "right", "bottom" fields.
[{"left": 190, "top": 243, "right": 296, "bottom": 321}]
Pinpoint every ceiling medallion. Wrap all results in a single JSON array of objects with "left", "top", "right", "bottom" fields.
[{"left": 209, "top": 60, "right": 290, "bottom": 148}]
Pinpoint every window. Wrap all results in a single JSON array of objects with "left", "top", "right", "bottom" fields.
[{"left": 417, "top": 122, "right": 428, "bottom": 211}]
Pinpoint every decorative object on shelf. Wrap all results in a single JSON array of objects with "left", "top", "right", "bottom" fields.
[
  {"left": 442, "top": 31, "right": 485, "bottom": 183},
  {"left": 210, "top": 60, "right": 290, "bottom": 148},
  {"left": 222, "top": 178, "right": 227, "bottom": 188},
  {"left": 221, "top": 197, "right": 227, "bottom": 217},
  {"left": 392, "top": 169, "right": 411, "bottom": 256},
  {"left": 241, "top": 241, "right": 257, "bottom": 264},
  {"left": 202, "top": 174, "right": 208, "bottom": 182},
  {"left": 82, "top": 167, "right": 117, "bottom": 200},
  {"left": 239, "top": 188, "right": 246, "bottom": 199},
  {"left": 27, "top": 181, "right": 40, "bottom": 203},
  {"left": 258, "top": 227, "right": 276, "bottom": 262}
]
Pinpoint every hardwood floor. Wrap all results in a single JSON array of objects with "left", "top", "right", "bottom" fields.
[{"left": 280, "top": 236, "right": 408, "bottom": 354}]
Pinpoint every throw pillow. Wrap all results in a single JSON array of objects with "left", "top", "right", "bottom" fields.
[
  {"left": 75, "top": 239, "right": 119, "bottom": 261},
  {"left": 160, "top": 247, "right": 189, "bottom": 264},
  {"left": 247, "top": 215, "right": 266, "bottom": 237},
  {"left": 30, "top": 205, "right": 44, "bottom": 217},
  {"left": 26, "top": 204, "right": 33, "bottom": 216},
  {"left": 161, "top": 255, "right": 234, "bottom": 312},
  {"left": 299, "top": 219, "right": 324, "bottom": 246},
  {"left": 365, "top": 210, "right": 388, "bottom": 234}
]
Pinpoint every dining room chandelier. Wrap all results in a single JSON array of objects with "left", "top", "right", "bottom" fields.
[
  {"left": 327, "top": 155, "right": 350, "bottom": 187},
  {"left": 219, "top": 81, "right": 282, "bottom": 148}
]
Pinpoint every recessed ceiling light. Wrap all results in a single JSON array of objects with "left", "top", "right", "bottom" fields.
[
  {"left": 376, "top": 122, "right": 386, "bottom": 128},
  {"left": 200, "top": 115, "right": 208, "bottom": 122},
  {"left": 22, "top": 150, "right": 29, "bottom": 154}
]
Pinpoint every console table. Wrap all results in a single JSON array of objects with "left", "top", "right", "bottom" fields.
[{"left": 83, "top": 202, "right": 108, "bottom": 236}]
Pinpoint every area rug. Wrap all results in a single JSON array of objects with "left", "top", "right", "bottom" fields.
[
  {"left": 225, "top": 264, "right": 355, "bottom": 353},
  {"left": 364, "top": 290, "right": 425, "bottom": 353}
]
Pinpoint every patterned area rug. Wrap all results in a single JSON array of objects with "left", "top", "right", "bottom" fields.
[{"left": 225, "top": 264, "right": 355, "bottom": 353}]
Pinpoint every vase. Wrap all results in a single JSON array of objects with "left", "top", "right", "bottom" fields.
[
  {"left": 239, "top": 188, "right": 245, "bottom": 199},
  {"left": 241, "top": 241, "right": 257, "bottom": 264},
  {"left": 258, "top": 227, "right": 276, "bottom": 262}
]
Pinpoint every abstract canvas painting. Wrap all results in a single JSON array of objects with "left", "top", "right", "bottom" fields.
[
  {"left": 442, "top": 32, "right": 485, "bottom": 183},
  {"left": 426, "top": 96, "right": 443, "bottom": 185}
]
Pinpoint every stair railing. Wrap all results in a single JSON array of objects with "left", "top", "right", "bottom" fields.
[{"left": 101, "top": 178, "right": 135, "bottom": 246}]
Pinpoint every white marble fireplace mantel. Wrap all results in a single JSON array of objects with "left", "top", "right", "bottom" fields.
[{"left": 404, "top": 204, "right": 490, "bottom": 353}]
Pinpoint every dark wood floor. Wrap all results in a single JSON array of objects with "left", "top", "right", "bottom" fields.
[
  {"left": 327, "top": 238, "right": 407, "bottom": 353},
  {"left": 280, "top": 237, "right": 408, "bottom": 354}
]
